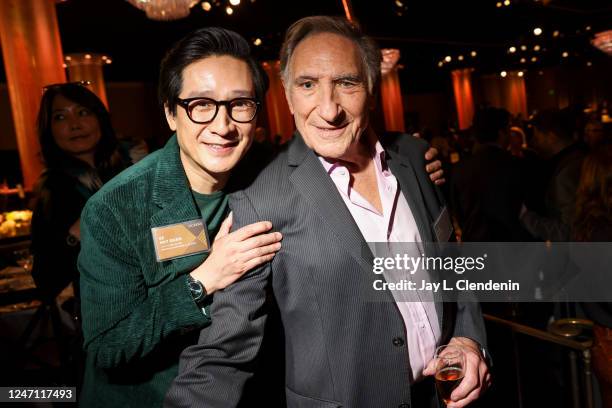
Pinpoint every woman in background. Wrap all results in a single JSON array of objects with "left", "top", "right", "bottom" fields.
[{"left": 31, "top": 83, "right": 131, "bottom": 305}]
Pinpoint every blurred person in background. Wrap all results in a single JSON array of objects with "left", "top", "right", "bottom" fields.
[
  {"left": 451, "top": 107, "right": 530, "bottom": 242},
  {"left": 508, "top": 126, "right": 527, "bottom": 158},
  {"left": 520, "top": 108, "right": 586, "bottom": 242},
  {"left": 584, "top": 117, "right": 612, "bottom": 149},
  {"left": 31, "top": 82, "right": 132, "bottom": 307},
  {"left": 573, "top": 142, "right": 612, "bottom": 408}
]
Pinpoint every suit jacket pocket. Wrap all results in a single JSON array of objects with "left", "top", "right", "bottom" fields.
[{"left": 285, "top": 386, "right": 341, "bottom": 408}]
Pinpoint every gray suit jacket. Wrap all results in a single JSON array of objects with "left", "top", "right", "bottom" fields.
[{"left": 165, "top": 132, "right": 486, "bottom": 407}]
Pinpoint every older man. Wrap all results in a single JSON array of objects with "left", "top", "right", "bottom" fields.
[{"left": 166, "top": 16, "right": 489, "bottom": 408}]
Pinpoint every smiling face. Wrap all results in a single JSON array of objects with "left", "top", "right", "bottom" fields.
[
  {"left": 50, "top": 94, "right": 102, "bottom": 157},
  {"left": 165, "top": 55, "right": 256, "bottom": 192},
  {"left": 284, "top": 33, "right": 372, "bottom": 162}
]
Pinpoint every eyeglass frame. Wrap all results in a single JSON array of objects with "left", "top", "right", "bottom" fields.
[{"left": 176, "top": 97, "right": 261, "bottom": 124}]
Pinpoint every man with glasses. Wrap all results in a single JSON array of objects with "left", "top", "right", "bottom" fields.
[
  {"left": 77, "top": 27, "right": 283, "bottom": 407},
  {"left": 167, "top": 16, "right": 488, "bottom": 408}
]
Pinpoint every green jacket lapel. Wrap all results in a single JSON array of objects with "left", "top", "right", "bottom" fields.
[
  {"left": 150, "top": 135, "right": 201, "bottom": 227},
  {"left": 149, "top": 135, "right": 205, "bottom": 272}
]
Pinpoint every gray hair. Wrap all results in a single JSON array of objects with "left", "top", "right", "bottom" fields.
[{"left": 279, "top": 16, "right": 381, "bottom": 95}]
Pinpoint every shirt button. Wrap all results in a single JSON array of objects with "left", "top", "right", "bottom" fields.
[{"left": 392, "top": 337, "right": 405, "bottom": 347}]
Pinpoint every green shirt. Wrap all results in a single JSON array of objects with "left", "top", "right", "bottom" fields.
[{"left": 191, "top": 189, "right": 229, "bottom": 241}]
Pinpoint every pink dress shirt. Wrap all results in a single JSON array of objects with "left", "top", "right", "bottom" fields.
[{"left": 319, "top": 141, "right": 441, "bottom": 382}]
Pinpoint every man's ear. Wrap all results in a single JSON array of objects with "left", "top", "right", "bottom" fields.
[{"left": 164, "top": 104, "right": 177, "bottom": 131}]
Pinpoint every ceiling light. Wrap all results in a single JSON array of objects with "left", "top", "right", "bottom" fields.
[
  {"left": 471, "top": 51, "right": 477, "bottom": 57},
  {"left": 438, "top": 61, "right": 444, "bottom": 67},
  {"left": 501, "top": 71, "right": 508, "bottom": 77},
  {"left": 534, "top": 27, "right": 543, "bottom": 36},
  {"left": 509, "top": 46, "right": 516, "bottom": 53},
  {"left": 503, "top": 0, "right": 511, "bottom": 5},
  {"left": 126, "top": 0, "right": 195, "bottom": 21},
  {"left": 520, "top": 58, "right": 526, "bottom": 63},
  {"left": 445, "top": 56, "right": 452, "bottom": 62},
  {"left": 458, "top": 55, "right": 464, "bottom": 61},
  {"left": 562, "top": 51, "right": 569, "bottom": 58},
  {"left": 253, "top": 38, "right": 262, "bottom": 46},
  {"left": 202, "top": 1, "right": 211, "bottom": 10},
  {"left": 225, "top": 6, "right": 233, "bottom": 14},
  {"left": 229, "top": 0, "right": 240, "bottom": 5},
  {"left": 531, "top": 56, "right": 538, "bottom": 62},
  {"left": 496, "top": 2, "right": 502, "bottom": 7},
  {"left": 521, "top": 45, "right": 527, "bottom": 51},
  {"left": 534, "top": 45, "right": 541, "bottom": 51},
  {"left": 553, "top": 30, "right": 560, "bottom": 37}
]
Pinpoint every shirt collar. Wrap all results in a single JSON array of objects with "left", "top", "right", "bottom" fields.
[{"left": 318, "top": 140, "right": 389, "bottom": 175}]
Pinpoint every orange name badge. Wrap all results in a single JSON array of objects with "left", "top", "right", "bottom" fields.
[{"left": 151, "top": 219, "right": 210, "bottom": 262}]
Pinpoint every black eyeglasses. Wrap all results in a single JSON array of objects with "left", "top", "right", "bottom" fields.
[{"left": 176, "top": 97, "right": 260, "bottom": 124}]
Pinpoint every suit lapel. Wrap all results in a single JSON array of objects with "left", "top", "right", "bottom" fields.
[
  {"left": 385, "top": 149, "right": 434, "bottom": 243},
  {"left": 287, "top": 135, "right": 374, "bottom": 275},
  {"left": 383, "top": 139, "right": 445, "bottom": 329}
]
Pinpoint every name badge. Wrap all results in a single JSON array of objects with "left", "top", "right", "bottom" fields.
[
  {"left": 151, "top": 219, "right": 210, "bottom": 262},
  {"left": 433, "top": 206, "right": 453, "bottom": 242}
]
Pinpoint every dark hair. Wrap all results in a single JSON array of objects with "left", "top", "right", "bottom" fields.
[
  {"left": 159, "top": 27, "right": 269, "bottom": 115},
  {"left": 37, "top": 83, "right": 121, "bottom": 177},
  {"left": 472, "top": 107, "right": 510, "bottom": 144},
  {"left": 573, "top": 142, "right": 612, "bottom": 241},
  {"left": 280, "top": 16, "right": 381, "bottom": 95},
  {"left": 530, "top": 108, "right": 574, "bottom": 142}
]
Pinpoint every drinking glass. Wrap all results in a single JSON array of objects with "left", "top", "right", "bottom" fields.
[{"left": 434, "top": 345, "right": 465, "bottom": 405}]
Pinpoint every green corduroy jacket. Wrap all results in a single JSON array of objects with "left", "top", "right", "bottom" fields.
[{"left": 78, "top": 135, "right": 213, "bottom": 407}]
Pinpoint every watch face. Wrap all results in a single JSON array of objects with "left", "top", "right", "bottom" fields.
[{"left": 189, "top": 279, "right": 204, "bottom": 301}]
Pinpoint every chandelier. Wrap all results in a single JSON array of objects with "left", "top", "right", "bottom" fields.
[
  {"left": 592, "top": 30, "right": 612, "bottom": 56},
  {"left": 126, "top": 0, "right": 198, "bottom": 21}
]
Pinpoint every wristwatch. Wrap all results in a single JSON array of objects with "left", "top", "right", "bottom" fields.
[{"left": 187, "top": 275, "right": 208, "bottom": 308}]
